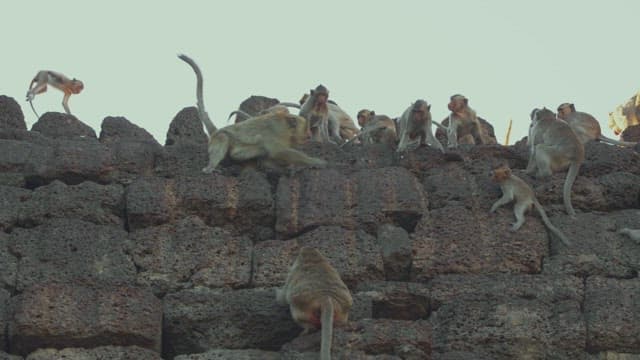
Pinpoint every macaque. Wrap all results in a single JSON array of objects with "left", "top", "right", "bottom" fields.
[
  {"left": 276, "top": 247, "right": 352, "bottom": 360},
  {"left": 443, "top": 94, "right": 485, "bottom": 148},
  {"left": 396, "top": 99, "right": 444, "bottom": 153},
  {"left": 25, "top": 70, "right": 84, "bottom": 117},
  {"left": 608, "top": 91, "right": 640, "bottom": 136},
  {"left": 354, "top": 109, "right": 397, "bottom": 146},
  {"left": 179, "top": 54, "right": 325, "bottom": 173},
  {"left": 556, "top": 103, "right": 636, "bottom": 146},
  {"left": 489, "top": 164, "right": 571, "bottom": 246},
  {"left": 299, "top": 93, "right": 358, "bottom": 142},
  {"left": 299, "top": 85, "right": 342, "bottom": 144},
  {"left": 526, "top": 108, "right": 584, "bottom": 216},
  {"left": 618, "top": 228, "right": 640, "bottom": 242}
]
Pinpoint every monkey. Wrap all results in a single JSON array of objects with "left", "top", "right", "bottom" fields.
[
  {"left": 178, "top": 54, "right": 326, "bottom": 173},
  {"left": 526, "top": 107, "right": 584, "bottom": 216},
  {"left": 299, "top": 85, "right": 343, "bottom": 144},
  {"left": 618, "top": 228, "right": 640, "bottom": 242},
  {"left": 396, "top": 99, "right": 444, "bottom": 153},
  {"left": 227, "top": 103, "right": 298, "bottom": 122},
  {"left": 276, "top": 247, "right": 352, "bottom": 360},
  {"left": 25, "top": 70, "right": 84, "bottom": 117},
  {"left": 298, "top": 93, "right": 359, "bottom": 142},
  {"left": 440, "top": 94, "right": 486, "bottom": 148},
  {"left": 489, "top": 164, "right": 571, "bottom": 246},
  {"left": 556, "top": 103, "right": 637, "bottom": 146},
  {"left": 608, "top": 91, "right": 640, "bottom": 136},
  {"left": 354, "top": 109, "right": 397, "bottom": 146}
]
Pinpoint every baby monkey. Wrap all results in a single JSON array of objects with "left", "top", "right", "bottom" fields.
[
  {"left": 276, "top": 247, "right": 352, "bottom": 360},
  {"left": 490, "top": 164, "right": 571, "bottom": 246},
  {"left": 26, "top": 70, "right": 84, "bottom": 117}
]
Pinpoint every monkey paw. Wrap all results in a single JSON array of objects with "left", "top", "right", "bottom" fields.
[
  {"left": 509, "top": 224, "right": 522, "bottom": 232},
  {"left": 201, "top": 166, "right": 220, "bottom": 174}
]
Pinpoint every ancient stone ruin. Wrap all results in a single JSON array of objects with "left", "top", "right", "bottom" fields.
[{"left": 0, "top": 94, "right": 639, "bottom": 359}]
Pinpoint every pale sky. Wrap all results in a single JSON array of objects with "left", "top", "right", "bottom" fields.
[{"left": 2, "top": 1, "right": 638, "bottom": 144}]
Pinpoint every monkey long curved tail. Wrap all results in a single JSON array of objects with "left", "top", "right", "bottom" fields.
[
  {"left": 598, "top": 135, "right": 637, "bottom": 147},
  {"left": 320, "top": 296, "right": 334, "bottom": 360},
  {"left": 563, "top": 162, "right": 580, "bottom": 217},
  {"left": 178, "top": 54, "right": 217, "bottom": 135},
  {"left": 533, "top": 200, "right": 571, "bottom": 246},
  {"left": 28, "top": 99, "right": 39, "bottom": 119}
]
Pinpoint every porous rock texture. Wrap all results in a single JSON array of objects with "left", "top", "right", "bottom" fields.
[{"left": 0, "top": 95, "right": 639, "bottom": 359}]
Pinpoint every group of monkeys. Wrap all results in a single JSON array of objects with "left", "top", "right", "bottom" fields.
[{"left": 23, "top": 55, "right": 640, "bottom": 360}]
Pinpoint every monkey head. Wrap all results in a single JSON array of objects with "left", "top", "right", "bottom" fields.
[
  {"left": 448, "top": 94, "right": 468, "bottom": 112},
  {"left": 282, "top": 114, "right": 313, "bottom": 145},
  {"left": 530, "top": 107, "right": 555, "bottom": 122},
  {"left": 70, "top": 79, "right": 84, "bottom": 94},
  {"left": 357, "top": 109, "right": 373, "bottom": 127},
  {"left": 556, "top": 103, "right": 575, "bottom": 120},
  {"left": 311, "top": 84, "right": 329, "bottom": 106},
  {"left": 411, "top": 100, "right": 431, "bottom": 123},
  {"left": 489, "top": 164, "right": 511, "bottom": 183}
]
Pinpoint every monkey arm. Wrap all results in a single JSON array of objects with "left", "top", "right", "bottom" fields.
[
  {"left": 490, "top": 192, "right": 513, "bottom": 213},
  {"left": 270, "top": 148, "right": 326, "bottom": 167},
  {"left": 62, "top": 93, "right": 72, "bottom": 114}
]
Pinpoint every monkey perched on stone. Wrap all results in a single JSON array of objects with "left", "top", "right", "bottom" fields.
[
  {"left": 178, "top": 54, "right": 326, "bottom": 173},
  {"left": 276, "top": 247, "right": 352, "bottom": 360},
  {"left": 298, "top": 85, "right": 343, "bottom": 144},
  {"left": 526, "top": 108, "right": 584, "bottom": 217},
  {"left": 396, "top": 99, "right": 444, "bottom": 153},
  {"left": 556, "top": 103, "right": 636, "bottom": 146},
  {"left": 490, "top": 164, "right": 571, "bottom": 246},
  {"left": 26, "top": 70, "right": 84, "bottom": 117},
  {"left": 354, "top": 109, "right": 397, "bottom": 146},
  {"left": 442, "top": 94, "right": 486, "bottom": 148}
]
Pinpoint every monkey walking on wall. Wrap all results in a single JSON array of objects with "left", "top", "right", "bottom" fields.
[
  {"left": 277, "top": 247, "right": 352, "bottom": 360},
  {"left": 25, "top": 70, "right": 84, "bottom": 118}
]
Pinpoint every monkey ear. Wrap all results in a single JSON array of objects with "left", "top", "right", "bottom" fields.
[
  {"left": 463, "top": 98, "right": 469, "bottom": 105},
  {"left": 427, "top": 105, "right": 431, "bottom": 111},
  {"left": 370, "top": 111, "right": 375, "bottom": 116}
]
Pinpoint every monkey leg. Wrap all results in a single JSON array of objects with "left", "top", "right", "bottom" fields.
[
  {"left": 26, "top": 84, "right": 47, "bottom": 101},
  {"left": 510, "top": 201, "right": 530, "bottom": 231},
  {"left": 447, "top": 125, "right": 459, "bottom": 148},
  {"left": 203, "top": 133, "right": 231, "bottom": 173},
  {"left": 490, "top": 194, "right": 512, "bottom": 213},
  {"left": 62, "top": 93, "right": 72, "bottom": 114},
  {"left": 271, "top": 148, "right": 326, "bottom": 167},
  {"left": 533, "top": 144, "right": 554, "bottom": 178},
  {"left": 426, "top": 128, "right": 445, "bottom": 152},
  {"left": 471, "top": 123, "right": 484, "bottom": 145}
]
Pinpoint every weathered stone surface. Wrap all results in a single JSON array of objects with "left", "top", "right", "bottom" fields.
[
  {"left": 0, "top": 235, "right": 17, "bottom": 291},
  {"left": 8, "top": 283, "right": 162, "bottom": 356},
  {"left": 0, "top": 96, "right": 26, "bottom": 130},
  {"left": 99, "top": 116, "right": 165, "bottom": 177},
  {"left": 282, "top": 319, "right": 431, "bottom": 358},
  {"left": 174, "top": 349, "right": 281, "bottom": 360},
  {"left": 126, "top": 171, "right": 274, "bottom": 240},
  {"left": 355, "top": 282, "right": 430, "bottom": 320},
  {"left": 25, "top": 138, "right": 116, "bottom": 187},
  {"left": 377, "top": 224, "right": 412, "bottom": 281},
  {"left": 595, "top": 172, "right": 640, "bottom": 210},
  {"left": 17, "top": 180, "right": 124, "bottom": 228},
  {"left": 585, "top": 277, "right": 640, "bottom": 353},
  {"left": 252, "top": 226, "right": 384, "bottom": 288},
  {"left": 0, "top": 140, "right": 52, "bottom": 177},
  {"left": 8, "top": 219, "right": 135, "bottom": 291},
  {"left": 581, "top": 142, "right": 640, "bottom": 178},
  {"left": 163, "top": 288, "right": 294, "bottom": 358},
  {"left": 25, "top": 346, "right": 161, "bottom": 360},
  {"left": 587, "top": 352, "right": 640, "bottom": 360},
  {"left": 0, "top": 288, "right": 9, "bottom": 352},
  {"left": 0, "top": 185, "right": 31, "bottom": 232},
  {"left": 543, "top": 210, "right": 640, "bottom": 278},
  {"left": 412, "top": 205, "right": 549, "bottom": 280},
  {"left": 128, "top": 216, "right": 252, "bottom": 296},
  {"left": 276, "top": 167, "right": 428, "bottom": 238},
  {"left": 431, "top": 297, "right": 585, "bottom": 359},
  {"left": 165, "top": 107, "right": 208, "bottom": 146},
  {"left": 31, "top": 112, "right": 96, "bottom": 139}
]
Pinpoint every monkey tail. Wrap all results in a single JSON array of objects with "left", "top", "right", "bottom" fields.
[
  {"left": 320, "top": 296, "right": 334, "bottom": 360},
  {"left": 277, "top": 102, "right": 302, "bottom": 109},
  {"left": 227, "top": 110, "right": 252, "bottom": 123},
  {"left": 597, "top": 135, "right": 637, "bottom": 147},
  {"left": 533, "top": 200, "right": 571, "bottom": 246},
  {"left": 28, "top": 99, "right": 40, "bottom": 119},
  {"left": 339, "top": 123, "right": 386, "bottom": 148},
  {"left": 178, "top": 54, "right": 217, "bottom": 135},
  {"left": 432, "top": 119, "right": 448, "bottom": 131},
  {"left": 563, "top": 162, "right": 580, "bottom": 217}
]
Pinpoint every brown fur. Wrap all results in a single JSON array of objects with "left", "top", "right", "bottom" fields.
[
  {"left": 276, "top": 247, "right": 352, "bottom": 360},
  {"left": 356, "top": 109, "right": 397, "bottom": 146},
  {"left": 26, "top": 70, "right": 84, "bottom": 116},
  {"left": 396, "top": 99, "right": 444, "bottom": 152},
  {"left": 557, "top": 103, "right": 636, "bottom": 146},
  {"left": 526, "top": 108, "right": 584, "bottom": 216},
  {"left": 444, "top": 94, "right": 486, "bottom": 148},
  {"left": 490, "top": 164, "right": 570, "bottom": 245}
]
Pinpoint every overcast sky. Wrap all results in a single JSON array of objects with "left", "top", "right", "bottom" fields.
[{"left": 2, "top": 1, "right": 638, "bottom": 144}]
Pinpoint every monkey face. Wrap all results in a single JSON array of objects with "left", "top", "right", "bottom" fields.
[
  {"left": 71, "top": 80, "right": 84, "bottom": 94},
  {"left": 315, "top": 93, "right": 328, "bottom": 106},
  {"left": 490, "top": 166, "right": 511, "bottom": 182},
  {"left": 448, "top": 96, "right": 467, "bottom": 112},
  {"left": 556, "top": 103, "right": 574, "bottom": 120}
]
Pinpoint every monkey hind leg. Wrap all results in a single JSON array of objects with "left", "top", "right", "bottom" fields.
[
  {"left": 271, "top": 148, "right": 327, "bottom": 167},
  {"left": 203, "top": 133, "right": 230, "bottom": 173},
  {"left": 511, "top": 201, "right": 531, "bottom": 231}
]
